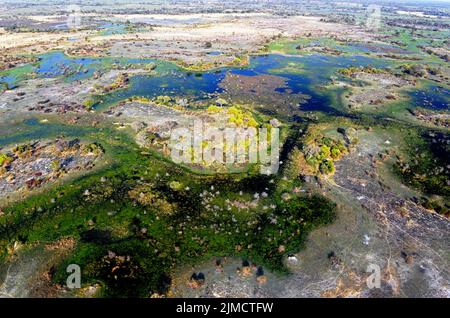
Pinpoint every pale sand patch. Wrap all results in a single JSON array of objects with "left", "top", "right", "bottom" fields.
[{"left": 110, "top": 12, "right": 272, "bottom": 21}]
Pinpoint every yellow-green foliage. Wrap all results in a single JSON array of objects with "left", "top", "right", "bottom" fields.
[
  {"left": 108, "top": 73, "right": 129, "bottom": 91},
  {"left": 331, "top": 147, "right": 341, "bottom": 159},
  {"left": 145, "top": 63, "right": 157, "bottom": 71},
  {"left": 233, "top": 57, "right": 242, "bottom": 64},
  {"left": 207, "top": 105, "right": 259, "bottom": 127},
  {"left": 232, "top": 55, "right": 249, "bottom": 67},
  {"left": 0, "top": 153, "right": 13, "bottom": 166},
  {"left": 50, "top": 159, "right": 61, "bottom": 171},
  {"left": 227, "top": 106, "right": 258, "bottom": 127},
  {"left": 131, "top": 96, "right": 153, "bottom": 104},
  {"left": 284, "top": 147, "right": 313, "bottom": 179},
  {"left": 338, "top": 66, "right": 386, "bottom": 77},
  {"left": 177, "top": 60, "right": 217, "bottom": 72},
  {"left": 215, "top": 98, "right": 228, "bottom": 106},
  {"left": 319, "top": 159, "right": 335, "bottom": 174},
  {"left": 13, "top": 144, "right": 33, "bottom": 158},
  {"left": 207, "top": 105, "right": 222, "bottom": 113},
  {"left": 318, "top": 145, "right": 331, "bottom": 160},
  {"left": 168, "top": 181, "right": 183, "bottom": 191},
  {"left": 304, "top": 136, "right": 347, "bottom": 175},
  {"left": 83, "top": 99, "right": 96, "bottom": 109},
  {"left": 82, "top": 143, "right": 104, "bottom": 156},
  {"left": 128, "top": 184, "right": 174, "bottom": 215},
  {"left": 155, "top": 95, "right": 172, "bottom": 105}
]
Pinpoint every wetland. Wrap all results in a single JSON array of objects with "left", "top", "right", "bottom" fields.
[{"left": 0, "top": 0, "right": 449, "bottom": 298}]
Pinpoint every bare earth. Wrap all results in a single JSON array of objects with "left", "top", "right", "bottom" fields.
[{"left": 170, "top": 129, "right": 450, "bottom": 298}]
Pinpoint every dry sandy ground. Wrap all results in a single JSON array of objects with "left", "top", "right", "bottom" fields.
[
  {"left": 0, "top": 69, "right": 148, "bottom": 119},
  {"left": 339, "top": 72, "right": 415, "bottom": 111},
  {"left": 1, "top": 14, "right": 374, "bottom": 66},
  {"left": 0, "top": 139, "right": 103, "bottom": 203},
  {"left": 169, "top": 129, "right": 450, "bottom": 298}
]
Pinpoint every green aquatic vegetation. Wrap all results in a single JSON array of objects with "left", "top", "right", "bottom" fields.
[
  {"left": 383, "top": 27, "right": 450, "bottom": 65},
  {"left": 0, "top": 63, "right": 36, "bottom": 88},
  {"left": 387, "top": 29, "right": 422, "bottom": 53},
  {"left": 393, "top": 130, "right": 450, "bottom": 203},
  {"left": 0, "top": 125, "right": 336, "bottom": 296},
  {"left": 268, "top": 37, "right": 340, "bottom": 55},
  {"left": 0, "top": 82, "right": 9, "bottom": 91},
  {"left": 252, "top": 194, "right": 336, "bottom": 269},
  {"left": 231, "top": 55, "right": 249, "bottom": 67},
  {"left": 3, "top": 32, "right": 433, "bottom": 297},
  {"left": 268, "top": 62, "right": 306, "bottom": 75},
  {"left": 177, "top": 61, "right": 216, "bottom": 72}
]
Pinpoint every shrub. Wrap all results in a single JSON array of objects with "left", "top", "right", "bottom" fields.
[
  {"left": 0, "top": 153, "right": 13, "bottom": 166},
  {"left": 319, "top": 159, "right": 335, "bottom": 174}
]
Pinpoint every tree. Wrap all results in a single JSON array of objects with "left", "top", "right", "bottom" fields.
[
  {"left": 285, "top": 147, "right": 313, "bottom": 179},
  {"left": 0, "top": 153, "right": 13, "bottom": 166},
  {"left": 319, "top": 159, "right": 335, "bottom": 175}
]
